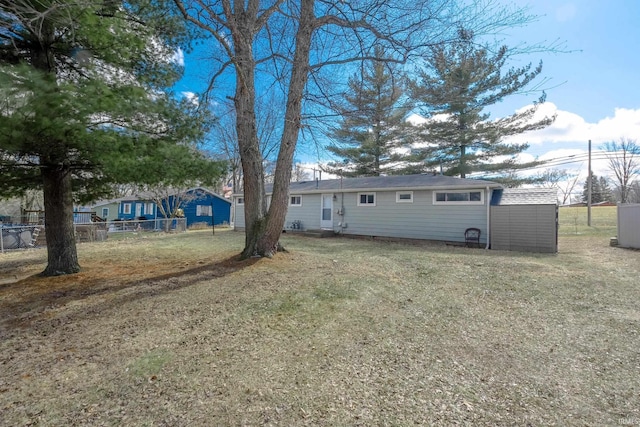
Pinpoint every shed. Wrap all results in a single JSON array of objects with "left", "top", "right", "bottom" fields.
[
  {"left": 490, "top": 188, "right": 558, "bottom": 253},
  {"left": 617, "top": 203, "right": 640, "bottom": 249}
]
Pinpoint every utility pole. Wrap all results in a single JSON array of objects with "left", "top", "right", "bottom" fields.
[{"left": 587, "top": 139, "right": 592, "bottom": 227}]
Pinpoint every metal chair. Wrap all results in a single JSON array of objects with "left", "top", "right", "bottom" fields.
[{"left": 464, "top": 227, "right": 481, "bottom": 248}]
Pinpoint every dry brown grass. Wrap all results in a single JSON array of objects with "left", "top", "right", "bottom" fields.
[{"left": 1, "top": 219, "right": 639, "bottom": 426}]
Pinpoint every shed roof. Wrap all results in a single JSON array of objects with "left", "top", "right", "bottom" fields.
[
  {"left": 495, "top": 188, "right": 558, "bottom": 205},
  {"left": 259, "top": 174, "right": 501, "bottom": 194}
]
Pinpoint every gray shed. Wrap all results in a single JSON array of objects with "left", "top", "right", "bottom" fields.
[
  {"left": 617, "top": 203, "right": 640, "bottom": 249},
  {"left": 490, "top": 188, "right": 558, "bottom": 253}
]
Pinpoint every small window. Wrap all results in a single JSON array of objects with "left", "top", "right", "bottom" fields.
[
  {"left": 396, "top": 191, "right": 413, "bottom": 203},
  {"left": 101, "top": 207, "right": 109, "bottom": 218},
  {"left": 290, "top": 195, "right": 302, "bottom": 206},
  {"left": 122, "top": 203, "right": 132, "bottom": 214},
  {"left": 357, "top": 192, "right": 376, "bottom": 206},
  {"left": 196, "top": 205, "right": 212, "bottom": 216},
  {"left": 237, "top": 197, "right": 244, "bottom": 205},
  {"left": 433, "top": 191, "right": 484, "bottom": 205}
]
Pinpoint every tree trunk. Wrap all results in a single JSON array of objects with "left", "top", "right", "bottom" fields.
[
  {"left": 234, "top": 16, "right": 267, "bottom": 259},
  {"left": 252, "top": 0, "right": 315, "bottom": 258},
  {"left": 41, "top": 164, "right": 80, "bottom": 276}
]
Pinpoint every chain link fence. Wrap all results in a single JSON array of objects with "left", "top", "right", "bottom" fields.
[{"left": 1, "top": 218, "right": 187, "bottom": 253}]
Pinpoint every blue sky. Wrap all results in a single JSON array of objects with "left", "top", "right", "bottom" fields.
[
  {"left": 483, "top": 0, "right": 640, "bottom": 188},
  {"left": 175, "top": 0, "right": 640, "bottom": 189}
]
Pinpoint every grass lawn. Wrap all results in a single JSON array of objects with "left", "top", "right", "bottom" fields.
[{"left": 1, "top": 207, "right": 639, "bottom": 426}]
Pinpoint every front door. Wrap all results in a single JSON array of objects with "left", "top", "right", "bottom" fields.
[
  {"left": 135, "top": 203, "right": 142, "bottom": 218},
  {"left": 321, "top": 194, "right": 333, "bottom": 229}
]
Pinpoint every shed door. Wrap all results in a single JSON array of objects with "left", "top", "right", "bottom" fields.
[{"left": 321, "top": 194, "right": 333, "bottom": 229}]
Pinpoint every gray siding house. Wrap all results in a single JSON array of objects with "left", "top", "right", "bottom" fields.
[{"left": 233, "top": 174, "right": 502, "bottom": 246}]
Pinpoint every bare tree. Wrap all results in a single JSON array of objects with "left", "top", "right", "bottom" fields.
[
  {"left": 558, "top": 173, "right": 581, "bottom": 205},
  {"left": 210, "top": 95, "right": 284, "bottom": 193},
  {"left": 603, "top": 138, "right": 640, "bottom": 203},
  {"left": 535, "top": 168, "right": 570, "bottom": 188},
  {"left": 172, "top": 0, "right": 535, "bottom": 258}
]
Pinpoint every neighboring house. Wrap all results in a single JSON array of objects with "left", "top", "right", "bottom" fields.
[
  {"left": 233, "top": 174, "right": 503, "bottom": 246},
  {"left": 90, "top": 200, "right": 121, "bottom": 221},
  {"left": 92, "top": 187, "right": 231, "bottom": 227},
  {"left": 167, "top": 187, "right": 231, "bottom": 227},
  {"left": 490, "top": 188, "right": 558, "bottom": 253},
  {"left": 92, "top": 197, "right": 156, "bottom": 221}
]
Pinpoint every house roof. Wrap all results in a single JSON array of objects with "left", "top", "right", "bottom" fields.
[
  {"left": 91, "top": 187, "right": 230, "bottom": 207},
  {"left": 253, "top": 174, "right": 501, "bottom": 195},
  {"left": 494, "top": 188, "right": 558, "bottom": 205}
]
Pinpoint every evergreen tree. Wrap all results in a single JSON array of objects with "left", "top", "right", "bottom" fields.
[
  {"left": 324, "top": 46, "right": 413, "bottom": 177},
  {"left": 409, "top": 28, "right": 555, "bottom": 178},
  {"left": 581, "top": 173, "right": 614, "bottom": 204},
  {"left": 0, "top": 0, "right": 224, "bottom": 276}
]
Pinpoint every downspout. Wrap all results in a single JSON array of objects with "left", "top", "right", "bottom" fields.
[{"left": 485, "top": 186, "right": 491, "bottom": 249}]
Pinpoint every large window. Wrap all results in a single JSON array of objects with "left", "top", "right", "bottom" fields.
[
  {"left": 357, "top": 192, "right": 376, "bottom": 206},
  {"left": 290, "top": 195, "right": 302, "bottom": 206},
  {"left": 196, "top": 205, "right": 212, "bottom": 216},
  {"left": 145, "top": 203, "right": 155, "bottom": 215},
  {"left": 396, "top": 191, "right": 413, "bottom": 203},
  {"left": 433, "top": 190, "right": 483, "bottom": 205}
]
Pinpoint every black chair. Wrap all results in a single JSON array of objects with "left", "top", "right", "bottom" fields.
[{"left": 464, "top": 227, "right": 481, "bottom": 248}]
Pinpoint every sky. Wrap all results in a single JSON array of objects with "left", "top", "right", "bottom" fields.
[
  {"left": 174, "top": 0, "right": 640, "bottom": 193},
  {"left": 481, "top": 0, "right": 640, "bottom": 184}
]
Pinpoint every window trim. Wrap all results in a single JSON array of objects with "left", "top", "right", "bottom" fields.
[
  {"left": 196, "top": 204, "right": 212, "bottom": 216},
  {"left": 289, "top": 195, "right": 302, "bottom": 207},
  {"left": 433, "top": 190, "right": 484, "bottom": 205},
  {"left": 357, "top": 192, "right": 376, "bottom": 207},
  {"left": 396, "top": 191, "right": 414, "bottom": 203}
]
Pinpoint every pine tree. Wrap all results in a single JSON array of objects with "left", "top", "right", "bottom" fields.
[
  {"left": 409, "top": 28, "right": 555, "bottom": 179},
  {"left": 0, "top": 0, "right": 224, "bottom": 275},
  {"left": 324, "top": 46, "right": 413, "bottom": 177},
  {"left": 582, "top": 173, "right": 614, "bottom": 204}
]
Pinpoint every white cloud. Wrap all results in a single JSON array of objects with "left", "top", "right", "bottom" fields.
[
  {"left": 181, "top": 91, "right": 199, "bottom": 106},
  {"left": 171, "top": 48, "right": 185, "bottom": 67},
  {"left": 503, "top": 103, "right": 640, "bottom": 147}
]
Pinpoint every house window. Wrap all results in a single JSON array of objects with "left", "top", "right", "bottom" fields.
[
  {"left": 237, "top": 197, "right": 244, "bottom": 205},
  {"left": 145, "top": 203, "right": 155, "bottom": 215},
  {"left": 433, "top": 190, "right": 484, "bottom": 205},
  {"left": 396, "top": 191, "right": 413, "bottom": 203},
  {"left": 122, "top": 203, "right": 132, "bottom": 214},
  {"left": 357, "top": 192, "right": 376, "bottom": 206},
  {"left": 101, "top": 207, "right": 109, "bottom": 218},
  {"left": 196, "top": 205, "right": 212, "bottom": 216},
  {"left": 290, "top": 195, "right": 302, "bottom": 206}
]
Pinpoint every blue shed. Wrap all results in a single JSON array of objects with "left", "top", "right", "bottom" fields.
[{"left": 171, "top": 187, "right": 231, "bottom": 227}]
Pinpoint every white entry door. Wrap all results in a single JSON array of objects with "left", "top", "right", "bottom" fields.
[{"left": 321, "top": 194, "right": 333, "bottom": 229}]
